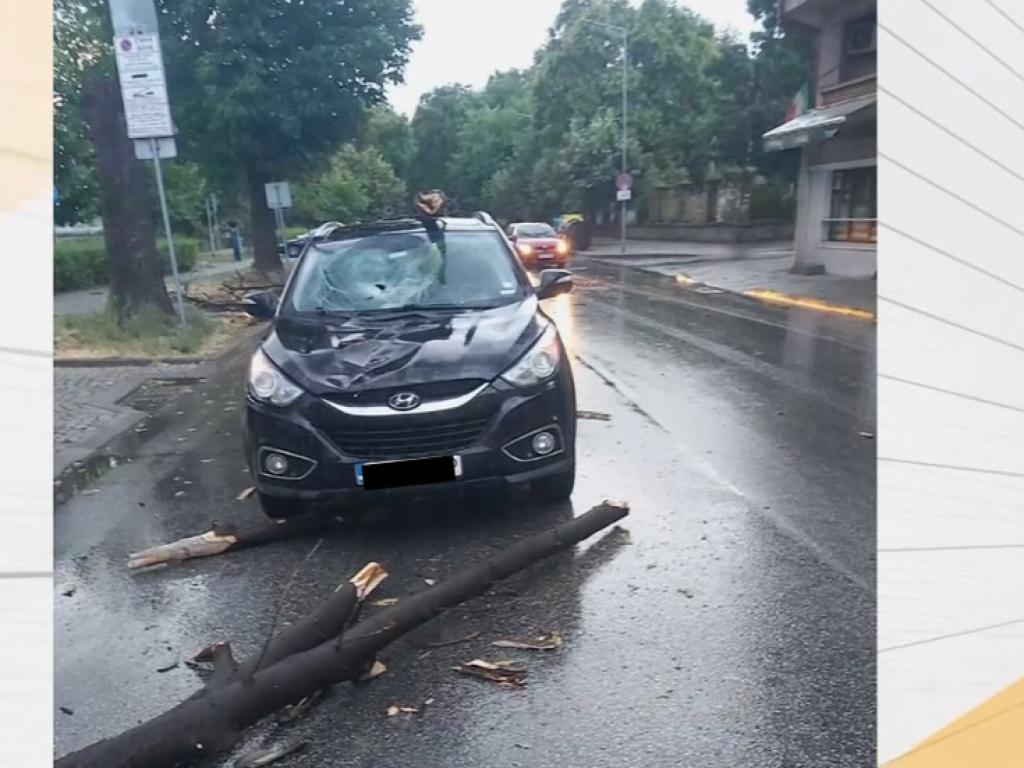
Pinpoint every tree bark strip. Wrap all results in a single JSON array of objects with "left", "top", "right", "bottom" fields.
[{"left": 56, "top": 501, "right": 629, "bottom": 768}]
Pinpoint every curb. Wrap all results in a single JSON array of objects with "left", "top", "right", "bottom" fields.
[
  {"left": 738, "top": 288, "right": 876, "bottom": 322},
  {"left": 54, "top": 321, "right": 268, "bottom": 488},
  {"left": 55, "top": 356, "right": 208, "bottom": 367},
  {"left": 586, "top": 253, "right": 876, "bottom": 322},
  {"left": 667, "top": 269, "right": 876, "bottom": 321}
]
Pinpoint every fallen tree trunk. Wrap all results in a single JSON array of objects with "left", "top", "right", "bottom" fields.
[{"left": 56, "top": 500, "right": 629, "bottom": 768}]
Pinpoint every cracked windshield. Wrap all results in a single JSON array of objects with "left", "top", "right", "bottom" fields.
[
  {"left": 289, "top": 232, "right": 523, "bottom": 313},
  {"left": 54, "top": 0, "right": 876, "bottom": 766}
]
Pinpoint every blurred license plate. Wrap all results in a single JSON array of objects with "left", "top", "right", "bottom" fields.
[
  {"left": 538, "top": 252, "right": 554, "bottom": 259},
  {"left": 356, "top": 456, "right": 462, "bottom": 491}
]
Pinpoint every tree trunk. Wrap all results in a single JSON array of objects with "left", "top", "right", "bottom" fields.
[
  {"left": 55, "top": 501, "right": 629, "bottom": 768},
  {"left": 81, "top": 73, "right": 173, "bottom": 322},
  {"left": 247, "top": 171, "right": 283, "bottom": 273}
]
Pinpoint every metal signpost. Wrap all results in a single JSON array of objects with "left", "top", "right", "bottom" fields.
[
  {"left": 109, "top": 0, "right": 186, "bottom": 326},
  {"left": 265, "top": 182, "right": 292, "bottom": 258}
]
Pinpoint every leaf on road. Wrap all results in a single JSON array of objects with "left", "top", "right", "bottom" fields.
[
  {"left": 236, "top": 486, "right": 256, "bottom": 501},
  {"left": 386, "top": 704, "right": 421, "bottom": 717},
  {"left": 492, "top": 631, "right": 563, "bottom": 651},
  {"left": 358, "top": 660, "right": 388, "bottom": 682},
  {"left": 424, "top": 578, "right": 437, "bottom": 586},
  {"left": 454, "top": 658, "right": 527, "bottom": 688}
]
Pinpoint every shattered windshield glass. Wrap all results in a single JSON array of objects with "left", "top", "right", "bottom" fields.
[
  {"left": 515, "top": 223, "right": 556, "bottom": 237},
  {"left": 286, "top": 230, "right": 526, "bottom": 314}
]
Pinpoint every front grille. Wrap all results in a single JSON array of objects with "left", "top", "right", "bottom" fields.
[
  {"left": 327, "top": 414, "right": 492, "bottom": 460},
  {"left": 326, "top": 379, "right": 485, "bottom": 407}
]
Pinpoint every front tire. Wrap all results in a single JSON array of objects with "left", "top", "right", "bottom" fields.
[
  {"left": 258, "top": 492, "right": 309, "bottom": 520},
  {"left": 532, "top": 463, "right": 575, "bottom": 502}
]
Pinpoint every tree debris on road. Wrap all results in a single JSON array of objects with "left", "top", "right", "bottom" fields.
[
  {"left": 56, "top": 500, "right": 630, "bottom": 768},
  {"left": 230, "top": 738, "right": 306, "bottom": 768},
  {"left": 577, "top": 410, "right": 612, "bottom": 421},
  {"left": 127, "top": 514, "right": 334, "bottom": 571},
  {"left": 454, "top": 659, "right": 528, "bottom": 688},
  {"left": 492, "top": 631, "right": 563, "bottom": 651}
]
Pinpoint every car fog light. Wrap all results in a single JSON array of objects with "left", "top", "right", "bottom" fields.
[
  {"left": 265, "top": 452, "right": 289, "bottom": 475},
  {"left": 532, "top": 431, "right": 556, "bottom": 455}
]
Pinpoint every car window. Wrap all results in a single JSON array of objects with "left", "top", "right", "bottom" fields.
[
  {"left": 285, "top": 230, "right": 527, "bottom": 314},
  {"left": 514, "top": 223, "right": 556, "bottom": 237}
]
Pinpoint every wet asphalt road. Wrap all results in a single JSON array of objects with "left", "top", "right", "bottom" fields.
[{"left": 54, "top": 257, "right": 876, "bottom": 767}]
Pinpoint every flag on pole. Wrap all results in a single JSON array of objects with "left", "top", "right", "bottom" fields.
[{"left": 784, "top": 83, "right": 810, "bottom": 122}]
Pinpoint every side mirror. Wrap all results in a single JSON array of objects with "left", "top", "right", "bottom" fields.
[
  {"left": 536, "top": 269, "right": 573, "bottom": 300},
  {"left": 244, "top": 290, "right": 278, "bottom": 319}
]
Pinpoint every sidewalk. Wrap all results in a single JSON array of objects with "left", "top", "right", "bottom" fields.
[
  {"left": 54, "top": 255, "right": 254, "bottom": 317},
  {"left": 583, "top": 237, "right": 875, "bottom": 316},
  {"left": 55, "top": 362, "right": 204, "bottom": 477},
  {"left": 585, "top": 236, "right": 794, "bottom": 261}
]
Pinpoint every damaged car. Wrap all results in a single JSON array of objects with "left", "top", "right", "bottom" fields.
[{"left": 242, "top": 211, "right": 576, "bottom": 519}]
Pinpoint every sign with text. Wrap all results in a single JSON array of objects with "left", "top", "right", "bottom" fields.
[
  {"left": 616, "top": 189, "right": 632, "bottom": 202},
  {"left": 133, "top": 137, "right": 177, "bottom": 159},
  {"left": 265, "top": 182, "right": 293, "bottom": 210},
  {"left": 113, "top": 33, "right": 174, "bottom": 138}
]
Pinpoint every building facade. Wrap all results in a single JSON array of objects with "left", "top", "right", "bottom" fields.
[{"left": 765, "top": 0, "right": 877, "bottom": 277}]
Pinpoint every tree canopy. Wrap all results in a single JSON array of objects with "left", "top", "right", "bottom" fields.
[
  {"left": 54, "top": 0, "right": 814, "bottom": 271},
  {"left": 156, "top": 0, "right": 422, "bottom": 269}
]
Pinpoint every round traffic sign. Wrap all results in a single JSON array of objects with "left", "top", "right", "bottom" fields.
[{"left": 616, "top": 172, "right": 633, "bottom": 191}]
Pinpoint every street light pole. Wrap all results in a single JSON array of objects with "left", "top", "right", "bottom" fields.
[
  {"left": 582, "top": 18, "right": 629, "bottom": 255},
  {"left": 621, "top": 28, "right": 628, "bottom": 255}
]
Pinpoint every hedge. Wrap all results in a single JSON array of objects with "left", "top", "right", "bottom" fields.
[{"left": 54, "top": 237, "right": 199, "bottom": 292}]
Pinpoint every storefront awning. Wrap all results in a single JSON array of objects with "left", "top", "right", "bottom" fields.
[{"left": 762, "top": 94, "right": 876, "bottom": 153}]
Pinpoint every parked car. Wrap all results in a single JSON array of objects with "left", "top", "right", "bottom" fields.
[
  {"left": 277, "top": 222, "right": 345, "bottom": 259},
  {"left": 507, "top": 221, "right": 571, "bottom": 269},
  {"left": 242, "top": 211, "right": 576, "bottom": 519}
]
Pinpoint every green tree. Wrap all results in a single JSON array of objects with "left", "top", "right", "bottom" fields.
[
  {"left": 293, "top": 144, "right": 406, "bottom": 224},
  {"left": 746, "top": 0, "right": 815, "bottom": 177},
  {"left": 407, "top": 84, "right": 480, "bottom": 195},
  {"left": 447, "top": 106, "right": 523, "bottom": 210},
  {"left": 157, "top": 162, "right": 210, "bottom": 238},
  {"left": 360, "top": 105, "right": 415, "bottom": 181},
  {"left": 53, "top": 0, "right": 100, "bottom": 226},
  {"left": 158, "top": 0, "right": 421, "bottom": 273}
]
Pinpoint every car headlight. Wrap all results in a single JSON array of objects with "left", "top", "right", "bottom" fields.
[
  {"left": 501, "top": 325, "right": 561, "bottom": 388},
  {"left": 518, "top": 243, "right": 534, "bottom": 257},
  {"left": 248, "top": 348, "right": 303, "bottom": 406}
]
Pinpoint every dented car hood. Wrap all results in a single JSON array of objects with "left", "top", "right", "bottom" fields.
[{"left": 262, "top": 297, "right": 544, "bottom": 395}]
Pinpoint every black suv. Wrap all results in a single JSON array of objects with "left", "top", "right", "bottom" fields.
[{"left": 242, "top": 212, "right": 576, "bottom": 519}]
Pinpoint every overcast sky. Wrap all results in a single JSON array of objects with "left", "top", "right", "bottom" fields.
[{"left": 386, "top": 0, "right": 760, "bottom": 117}]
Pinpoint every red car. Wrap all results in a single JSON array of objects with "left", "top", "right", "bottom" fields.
[{"left": 507, "top": 222, "right": 571, "bottom": 269}]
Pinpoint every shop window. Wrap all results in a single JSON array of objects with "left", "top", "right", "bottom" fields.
[{"left": 826, "top": 166, "right": 876, "bottom": 244}]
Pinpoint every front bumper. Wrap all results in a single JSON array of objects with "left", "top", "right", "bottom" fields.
[{"left": 243, "top": 373, "right": 576, "bottom": 502}]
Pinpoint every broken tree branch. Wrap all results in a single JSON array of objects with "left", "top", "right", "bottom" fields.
[
  {"left": 204, "top": 563, "right": 387, "bottom": 689},
  {"left": 127, "top": 514, "right": 334, "bottom": 571},
  {"left": 55, "top": 500, "right": 629, "bottom": 768}
]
